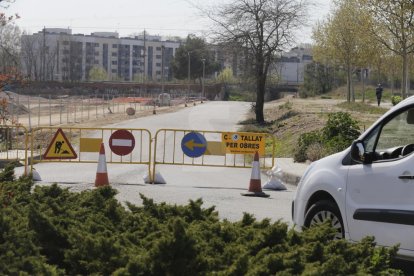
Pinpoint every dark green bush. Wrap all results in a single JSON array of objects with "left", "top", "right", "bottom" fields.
[
  {"left": 294, "top": 112, "right": 360, "bottom": 162},
  {"left": 0, "top": 166, "right": 402, "bottom": 275}
]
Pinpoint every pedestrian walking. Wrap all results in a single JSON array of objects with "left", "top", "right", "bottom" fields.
[{"left": 376, "top": 84, "right": 383, "bottom": 106}]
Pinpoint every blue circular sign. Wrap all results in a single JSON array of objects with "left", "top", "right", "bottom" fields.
[{"left": 181, "top": 132, "right": 207, "bottom": 158}]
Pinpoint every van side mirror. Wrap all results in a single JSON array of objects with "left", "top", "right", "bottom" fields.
[{"left": 350, "top": 140, "right": 372, "bottom": 164}]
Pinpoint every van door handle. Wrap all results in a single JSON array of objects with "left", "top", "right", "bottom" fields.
[{"left": 398, "top": 175, "right": 414, "bottom": 180}]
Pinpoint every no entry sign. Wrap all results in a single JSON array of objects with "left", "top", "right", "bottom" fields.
[{"left": 109, "top": 129, "right": 135, "bottom": 156}]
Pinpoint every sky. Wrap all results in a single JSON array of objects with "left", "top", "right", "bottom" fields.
[{"left": 4, "top": 0, "right": 333, "bottom": 44}]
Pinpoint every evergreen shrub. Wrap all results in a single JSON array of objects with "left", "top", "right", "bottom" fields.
[{"left": 0, "top": 164, "right": 401, "bottom": 275}]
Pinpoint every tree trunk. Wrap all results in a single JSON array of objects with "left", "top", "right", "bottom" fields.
[
  {"left": 255, "top": 74, "right": 265, "bottom": 124},
  {"left": 255, "top": 52, "right": 266, "bottom": 124},
  {"left": 402, "top": 51, "right": 409, "bottom": 98},
  {"left": 362, "top": 69, "right": 365, "bottom": 103},
  {"left": 347, "top": 65, "right": 352, "bottom": 102}
]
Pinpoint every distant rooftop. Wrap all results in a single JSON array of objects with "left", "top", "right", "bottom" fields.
[
  {"left": 91, "top": 32, "right": 119, "bottom": 38},
  {"left": 42, "top": 28, "right": 72, "bottom": 35},
  {"left": 36, "top": 28, "right": 182, "bottom": 42}
]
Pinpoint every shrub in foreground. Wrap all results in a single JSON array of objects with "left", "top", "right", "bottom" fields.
[{"left": 0, "top": 165, "right": 401, "bottom": 275}]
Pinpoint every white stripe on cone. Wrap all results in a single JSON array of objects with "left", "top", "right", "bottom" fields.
[
  {"left": 250, "top": 160, "right": 261, "bottom": 180},
  {"left": 95, "top": 143, "right": 109, "bottom": 187},
  {"left": 97, "top": 153, "right": 107, "bottom": 173}
]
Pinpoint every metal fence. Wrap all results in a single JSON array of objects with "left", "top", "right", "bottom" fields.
[
  {"left": 0, "top": 126, "right": 276, "bottom": 185},
  {"left": 0, "top": 125, "right": 28, "bottom": 170},
  {"left": 30, "top": 127, "right": 152, "bottom": 179},
  {"left": 152, "top": 128, "right": 275, "bottom": 181}
]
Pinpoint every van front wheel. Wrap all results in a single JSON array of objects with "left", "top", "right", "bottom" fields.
[{"left": 304, "top": 200, "right": 344, "bottom": 239}]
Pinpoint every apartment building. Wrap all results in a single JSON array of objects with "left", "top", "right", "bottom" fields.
[
  {"left": 277, "top": 45, "right": 313, "bottom": 84},
  {"left": 21, "top": 28, "right": 182, "bottom": 82}
]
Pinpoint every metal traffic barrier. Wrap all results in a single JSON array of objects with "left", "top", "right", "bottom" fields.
[
  {"left": 152, "top": 128, "right": 275, "bottom": 182},
  {"left": 0, "top": 125, "right": 28, "bottom": 170},
  {"left": 30, "top": 127, "right": 152, "bottom": 180}
]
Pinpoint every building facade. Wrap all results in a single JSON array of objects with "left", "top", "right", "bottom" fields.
[
  {"left": 21, "top": 28, "right": 182, "bottom": 82},
  {"left": 277, "top": 45, "right": 313, "bottom": 84}
]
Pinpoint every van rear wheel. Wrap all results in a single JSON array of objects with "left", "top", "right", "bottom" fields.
[{"left": 304, "top": 200, "right": 344, "bottom": 239}]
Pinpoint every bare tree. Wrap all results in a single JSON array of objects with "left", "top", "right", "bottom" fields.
[
  {"left": 205, "top": 0, "right": 308, "bottom": 123},
  {"left": 361, "top": 0, "right": 414, "bottom": 98},
  {"left": 0, "top": 0, "right": 19, "bottom": 27},
  {"left": 21, "top": 33, "right": 40, "bottom": 79},
  {"left": 21, "top": 33, "right": 59, "bottom": 81},
  {"left": 0, "top": 23, "right": 20, "bottom": 72}
]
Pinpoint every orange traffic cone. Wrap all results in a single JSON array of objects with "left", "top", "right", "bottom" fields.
[
  {"left": 242, "top": 152, "right": 269, "bottom": 198},
  {"left": 95, "top": 143, "right": 109, "bottom": 187}
]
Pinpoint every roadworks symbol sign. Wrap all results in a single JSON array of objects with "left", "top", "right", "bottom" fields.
[{"left": 43, "top": 128, "right": 78, "bottom": 159}]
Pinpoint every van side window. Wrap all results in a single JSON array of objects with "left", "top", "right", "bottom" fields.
[{"left": 373, "top": 107, "right": 414, "bottom": 159}]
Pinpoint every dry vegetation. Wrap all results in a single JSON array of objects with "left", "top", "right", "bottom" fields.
[{"left": 241, "top": 92, "right": 390, "bottom": 157}]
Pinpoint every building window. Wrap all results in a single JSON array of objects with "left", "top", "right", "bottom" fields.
[
  {"left": 112, "top": 61, "right": 118, "bottom": 65},
  {"left": 112, "top": 69, "right": 117, "bottom": 73},
  {"left": 94, "top": 43, "right": 99, "bottom": 47},
  {"left": 94, "top": 60, "right": 99, "bottom": 64},
  {"left": 156, "top": 55, "right": 161, "bottom": 59},
  {"left": 156, "top": 47, "right": 161, "bottom": 51},
  {"left": 112, "top": 52, "right": 118, "bottom": 57},
  {"left": 156, "top": 63, "right": 161, "bottom": 67},
  {"left": 112, "top": 44, "right": 118, "bottom": 48},
  {"left": 62, "top": 41, "right": 69, "bottom": 45}
]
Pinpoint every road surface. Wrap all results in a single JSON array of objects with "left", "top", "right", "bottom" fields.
[{"left": 16, "top": 101, "right": 296, "bottom": 224}]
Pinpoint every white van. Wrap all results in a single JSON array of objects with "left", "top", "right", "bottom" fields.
[{"left": 292, "top": 96, "right": 414, "bottom": 260}]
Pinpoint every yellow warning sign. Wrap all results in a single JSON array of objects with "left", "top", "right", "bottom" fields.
[
  {"left": 43, "top": 128, "right": 78, "bottom": 159},
  {"left": 222, "top": 132, "right": 265, "bottom": 155}
]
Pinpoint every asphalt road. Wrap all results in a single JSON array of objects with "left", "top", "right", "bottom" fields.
[{"left": 16, "top": 101, "right": 296, "bottom": 224}]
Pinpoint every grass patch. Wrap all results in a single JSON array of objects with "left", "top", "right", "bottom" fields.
[
  {"left": 273, "top": 132, "right": 297, "bottom": 157},
  {"left": 238, "top": 118, "right": 257, "bottom": 125},
  {"left": 239, "top": 124, "right": 270, "bottom": 134},
  {"left": 337, "top": 101, "right": 388, "bottom": 115},
  {"left": 328, "top": 85, "right": 393, "bottom": 102},
  {"left": 228, "top": 90, "right": 255, "bottom": 102}
]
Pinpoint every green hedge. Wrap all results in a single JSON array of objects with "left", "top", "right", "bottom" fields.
[{"left": 0, "top": 164, "right": 401, "bottom": 275}]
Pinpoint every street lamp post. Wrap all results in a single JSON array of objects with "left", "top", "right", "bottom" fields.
[
  {"left": 161, "top": 45, "right": 165, "bottom": 93},
  {"left": 201, "top": 58, "right": 205, "bottom": 103},
  {"left": 186, "top": 51, "right": 190, "bottom": 107}
]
